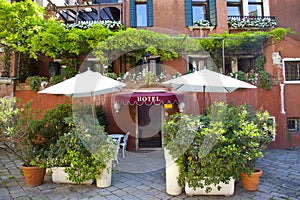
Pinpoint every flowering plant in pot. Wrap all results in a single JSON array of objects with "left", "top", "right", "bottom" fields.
[{"left": 0, "top": 97, "right": 47, "bottom": 186}]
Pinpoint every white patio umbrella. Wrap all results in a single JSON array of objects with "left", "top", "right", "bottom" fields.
[
  {"left": 39, "top": 68, "right": 126, "bottom": 120},
  {"left": 163, "top": 69, "right": 256, "bottom": 110},
  {"left": 39, "top": 68, "right": 126, "bottom": 97}
]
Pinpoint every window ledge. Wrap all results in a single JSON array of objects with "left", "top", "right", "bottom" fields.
[
  {"left": 229, "top": 27, "right": 275, "bottom": 31},
  {"left": 284, "top": 81, "right": 300, "bottom": 84},
  {"left": 188, "top": 26, "right": 215, "bottom": 31}
]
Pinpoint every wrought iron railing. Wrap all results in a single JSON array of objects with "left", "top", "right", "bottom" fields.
[
  {"left": 47, "top": 0, "right": 123, "bottom": 24},
  {"left": 228, "top": 16, "right": 277, "bottom": 29}
]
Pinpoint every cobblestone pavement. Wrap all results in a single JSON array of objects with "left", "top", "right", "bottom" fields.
[{"left": 0, "top": 148, "right": 300, "bottom": 200}]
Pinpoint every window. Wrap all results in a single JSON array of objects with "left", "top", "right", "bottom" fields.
[
  {"left": 136, "top": 3, "right": 147, "bottom": 27},
  {"left": 148, "top": 57, "right": 161, "bottom": 76},
  {"left": 248, "top": 0, "right": 263, "bottom": 16},
  {"left": 130, "top": 0, "right": 153, "bottom": 27},
  {"left": 188, "top": 55, "right": 208, "bottom": 71},
  {"left": 283, "top": 59, "right": 300, "bottom": 82},
  {"left": 192, "top": 0, "right": 208, "bottom": 22},
  {"left": 185, "top": 0, "right": 217, "bottom": 26},
  {"left": 227, "top": 0, "right": 242, "bottom": 16},
  {"left": 287, "top": 118, "right": 299, "bottom": 132}
]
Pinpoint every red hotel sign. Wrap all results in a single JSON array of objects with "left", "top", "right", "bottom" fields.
[{"left": 115, "top": 91, "right": 184, "bottom": 106}]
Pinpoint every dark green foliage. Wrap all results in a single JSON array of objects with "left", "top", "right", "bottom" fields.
[
  {"left": 45, "top": 117, "right": 117, "bottom": 184},
  {"left": 95, "top": 105, "right": 109, "bottom": 127},
  {"left": 256, "top": 55, "right": 272, "bottom": 90},
  {"left": 50, "top": 75, "right": 63, "bottom": 85},
  {"left": 258, "top": 71, "right": 271, "bottom": 90},
  {"left": 38, "top": 103, "right": 72, "bottom": 148},
  {"left": 164, "top": 102, "right": 275, "bottom": 192},
  {"left": 73, "top": 104, "right": 108, "bottom": 127},
  {"left": 28, "top": 75, "right": 41, "bottom": 92}
]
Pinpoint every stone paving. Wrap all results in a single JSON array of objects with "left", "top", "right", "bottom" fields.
[{"left": 0, "top": 148, "right": 300, "bottom": 200}]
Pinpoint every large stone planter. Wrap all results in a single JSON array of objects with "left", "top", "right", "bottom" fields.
[
  {"left": 185, "top": 177, "right": 235, "bottom": 196},
  {"left": 164, "top": 149, "right": 182, "bottom": 196},
  {"left": 96, "top": 160, "right": 112, "bottom": 188},
  {"left": 51, "top": 167, "right": 93, "bottom": 185}
]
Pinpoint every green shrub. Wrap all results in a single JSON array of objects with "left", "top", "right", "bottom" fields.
[
  {"left": 45, "top": 117, "right": 117, "bottom": 184},
  {"left": 50, "top": 75, "right": 63, "bottom": 85},
  {"left": 163, "top": 102, "right": 275, "bottom": 192},
  {"left": 38, "top": 103, "right": 72, "bottom": 148}
]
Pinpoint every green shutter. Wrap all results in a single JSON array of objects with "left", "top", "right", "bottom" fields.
[
  {"left": 208, "top": 0, "right": 217, "bottom": 26},
  {"left": 130, "top": 0, "right": 136, "bottom": 27},
  {"left": 184, "top": 0, "right": 193, "bottom": 26},
  {"left": 147, "top": 0, "right": 153, "bottom": 27}
]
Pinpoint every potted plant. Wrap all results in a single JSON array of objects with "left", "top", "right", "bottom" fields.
[
  {"left": 234, "top": 108, "right": 275, "bottom": 191},
  {"left": 163, "top": 113, "right": 202, "bottom": 196},
  {"left": 45, "top": 116, "right": 94, "bottom": 185},
  {"left": 164, "top": 104, "right": 239, "bottom": 196},
  {"left": 45, "top": 116, "right": 118, "bottom": 187},
  {"left": 74, "top": 116, "right": 118, "bottom": 188},
  {"left": 0, "top": 97, "right": 47, "bottom": 187},
  {"left": 45, "top": 130, "right": 94, "bottom": 185},
  {"left": 163, "top": 102, "right": 274, "bottom": 196}
]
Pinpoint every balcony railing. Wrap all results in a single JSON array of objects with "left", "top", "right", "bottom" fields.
[
  {"left": 228, "top": 16, "right": 277, "bottom": 29},
  {"left": 47, "top": 0, "right": 123, "bottom": 25}
]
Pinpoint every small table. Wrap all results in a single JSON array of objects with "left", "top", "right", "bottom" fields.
[{"left": 108, "top": 134, "right": 124, "bottom": 145}]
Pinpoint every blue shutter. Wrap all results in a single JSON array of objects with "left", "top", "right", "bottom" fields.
[
  {"left": 208, "top": 0, "right": 217, "bottom": 26},
  {"left": 147, "top": 0, "right": 153, "bottom": 27},
  {"left": 130, "top": 0, "right": 136, "bottom": 27},
  {"left": 184, "top": 0, "right": 193, "bottom": 26}
]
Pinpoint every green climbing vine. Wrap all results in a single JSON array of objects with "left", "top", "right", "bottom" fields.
[{"left": 256, "top": 55, "right": 271, "bottom": 90}]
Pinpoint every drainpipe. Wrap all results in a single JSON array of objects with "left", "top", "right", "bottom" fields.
[
  {"left": 123, "top": 0, "right": 126, "bottom": 29},
  {"left": 222, "top": 38, "right": 225, "bottom": 74},
  {"left": 280, "top": 83, "right": 286, "bottom": 114}
]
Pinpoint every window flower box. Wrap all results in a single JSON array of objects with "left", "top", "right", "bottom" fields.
[
  {"left": 185, "top": 177, "right": 235, "bottom": 197},
  {"left": 228, "top": 16, "right": 277, "bottom": 29}
]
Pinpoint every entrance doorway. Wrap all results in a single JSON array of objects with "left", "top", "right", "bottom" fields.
[{"left": 138, "top": 104, "right": 163, "bottom": 149}]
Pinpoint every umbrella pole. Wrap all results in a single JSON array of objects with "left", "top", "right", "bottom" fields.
[
  {"left": 203, "top": 86, "right": 206, "bottom": 113},
  {"left": 91, "top": 93, "right": 96, "bottom": 125}
]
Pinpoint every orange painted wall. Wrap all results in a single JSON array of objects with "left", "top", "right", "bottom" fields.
[
  {"left": 15, "top": 84, "right": 293, "bottom": 149},
  {"left": 15, "top": 90, "right": 70, "bottom": 117},
  {"left": 227, "top": 86, "right": 290, "bottom": 149}
]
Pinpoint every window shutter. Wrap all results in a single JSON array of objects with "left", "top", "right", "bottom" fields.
[
  {"left": 130, "top": 0, "right": 136, "bottom": 27},
  {"left": 184, "top": 0, "right": 193, "bottom": 26},
  {"left": 147, "top": 0, "right": 153, "bottom": 27},
  {"left": 208, "top": 0, "right": 217, "bottom": 26}
]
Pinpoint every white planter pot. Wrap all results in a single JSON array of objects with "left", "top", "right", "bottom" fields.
[
  {"left": 164, "top": 149, "right": 182, "bottom": 196},
  {"left": 96, "top": 160, "right": 112, "bottom": 188},
  {"left": 185, "top": 177, "right": 235, "bottom": 196},
  {"left": 51, "top": 167, "right": 93, "bottom": 185}
]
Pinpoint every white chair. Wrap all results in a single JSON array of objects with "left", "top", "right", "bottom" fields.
[
  {"left": 120, "top": 131, "right": 130, "bottom": 158},
  {"left": 111, "top": 138, "right": 120, "bottom": 164}
]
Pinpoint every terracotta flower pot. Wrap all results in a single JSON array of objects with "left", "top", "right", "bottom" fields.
[
  {"left": 22, "top": 165, "right": 46, "bottom": 187},
  {"left": 240, "top": 168, "right": 263, "bottom": 191}
]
